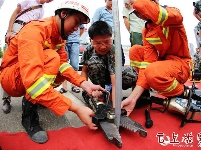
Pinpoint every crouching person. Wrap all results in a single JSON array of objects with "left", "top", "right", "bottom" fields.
[
  {"left": 0, "top": 0, "right": 104, "bottom": 144},
  {"left": 80, "top": 21, "right": 138, "bottom": 108}
]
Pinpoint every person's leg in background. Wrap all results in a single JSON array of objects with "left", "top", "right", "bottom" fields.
[
  {"left": 1, "top": 43, "right": 12, "bottom": 114},
  {"left": 130, "top": 32, "right": 143, "bottom": 46},
  {"left": 59, "top": 43, "right": 80, "bottom": 94},
  {"left": 68, "top": 42, "right": 80, "bottom": 93},
  {"left": 59, "top": 43, "right": 70, "bottom": 94},
  {"left": 1, "top": 44, "right": 11, "bottom": 114},
  {"left": 2, "top": 91, "right": 11, "bottom": 114}
]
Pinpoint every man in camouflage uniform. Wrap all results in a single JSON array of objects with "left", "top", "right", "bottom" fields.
[{"left": 80, "top": 21, "right": 138, "bottom": 108}]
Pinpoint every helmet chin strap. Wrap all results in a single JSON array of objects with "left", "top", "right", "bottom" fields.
[{"left": 60, "top": 14, "right": 68, "bottom": 40}]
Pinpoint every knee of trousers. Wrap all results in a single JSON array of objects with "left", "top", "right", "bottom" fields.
[
  {"left": 144, "top": 64, "right": 159, "bottom": 88},
  {"left": 1, "top": 65, "right": 26, "bottom": 97},
  {"left": 43, "top": 49, "right": 60, "bottom": 75},
  {"left": 129, "top": 45, "right": 144, "bottom": 60}
]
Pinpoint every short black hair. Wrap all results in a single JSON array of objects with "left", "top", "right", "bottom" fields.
[{"left": 88, "top": 21, "right": 112, "bottom": 39}]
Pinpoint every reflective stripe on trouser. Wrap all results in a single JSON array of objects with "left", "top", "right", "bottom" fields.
[
  {"left": 27, "top": 74, "right": 56, "bottom": 99},
  {"left": 144, "top": 59, "right": 190, "bottom": 97},
  {"left": 129, "top": 45, "right": 158, "bottom": 89},
  {"left": 0, "top": 49, "right": 64, "bottom": 97}
]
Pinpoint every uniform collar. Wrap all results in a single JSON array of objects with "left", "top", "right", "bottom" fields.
[{"left": 51, "top": 16, "right": 63, "bottom": 41}]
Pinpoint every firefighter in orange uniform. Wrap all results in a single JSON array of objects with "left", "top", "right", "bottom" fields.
[
  {"left": 122, "top": 0, "right": 191, "bottom": 115},
  {"left": 0, "top": 0, "right": 103, "bottom": 144}
]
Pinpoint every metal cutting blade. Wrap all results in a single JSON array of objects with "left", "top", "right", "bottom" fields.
[
  {"left": 120, "top": 116, "right": 147, "bottom": 138},
  {"left": 99, "top": 120, "right": 122, "bottom": 148}
]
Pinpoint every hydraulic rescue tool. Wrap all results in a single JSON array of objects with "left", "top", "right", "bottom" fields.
[
  {"left": 82, "top": 91, "right": 147, "bottom": 149},
  {"left": 148, "top": 82, "right": 201, "bottom": 127}
]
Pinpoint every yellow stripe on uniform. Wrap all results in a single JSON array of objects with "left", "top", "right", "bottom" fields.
[
  {"left": 27, "top": 74, "right": 56, "bottom": 99},
  {"left": 59, "top": 62, "right": 72, "bottom": 74},
  {"left": 44, "top": 41, "right": 52, "bottom": 49},
  {"left": 162, "top": 27, "right": 169, "bottom": 39},
  {"left": 145, "top": 37, "right": 162, "bottom": 45},
  {"left": 27, "top": 76, "right": 49, "bottom": 99},
  {"left": 130, "top": 60, "right": 150, "bottom": 69},
  {"left": 158, "top": 78, "right": 179, "bottom": 94},
  {"left": 156, "top": 6, "right": 168, "bottom": 26},
  {"left": 43, "top": 74, "right": 56, "bottom": 84},
  {"left": 55, "top": 43, "right": 65, "bottom": 51}
]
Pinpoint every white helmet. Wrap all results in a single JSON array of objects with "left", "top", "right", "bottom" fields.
[{"left": 56, "top": 0, "right": 90, "bottom": 24}]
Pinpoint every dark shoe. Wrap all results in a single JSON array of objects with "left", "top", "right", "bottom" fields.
[
  {"left": 59, "top": 88, "right": 67, "bottom": 94},
  {"left": 71, "top": 86, "right": 80, "bottom": 93},
  {"left": 22, "top": 97, "right": 48, "bottom": 144},
  {"left": 2, "top": 96, "right": 11, "bottom": 114}
]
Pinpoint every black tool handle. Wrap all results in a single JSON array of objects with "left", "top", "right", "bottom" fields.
[
  {"left": 150, "top": 96, "right": 165, "bottom": 106},
  {"left": 145, "top": 109, "right": 153, "bottom": 128}
]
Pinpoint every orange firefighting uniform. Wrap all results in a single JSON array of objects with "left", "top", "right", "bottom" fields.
[
  {"left": 130, "top": 0, "right": 191, "bottom": 97},
  {"left": 0, "top": 17, "right": 86, "bottom": 116}
]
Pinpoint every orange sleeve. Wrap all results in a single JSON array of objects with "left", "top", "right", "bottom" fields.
[
  {"left": 57, "top": 43, "right": 86, "bottom": 87},
  {"left": 61, "top": 67, "right": 86, "bottom": 87},
  {"left": 133, "top": 0, "right": 183, "bottom": 26}
]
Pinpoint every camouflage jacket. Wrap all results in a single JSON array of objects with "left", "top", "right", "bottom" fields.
[
  {"left": 80, "top": 44, "right": 115, "bottom": 87},
  {"left": 80, "top": 44, "right": 116, "bottom": 75}
]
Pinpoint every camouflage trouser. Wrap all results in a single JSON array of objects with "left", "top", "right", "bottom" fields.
[
  {"left": 87, "top": 56, "right": 110, "bottom": 88},
  {"left": 87, "top": 56, "right": 138, "bottom": 90},
  {"left": 122, "top": 65, "right": 138, "bottom": 90}
]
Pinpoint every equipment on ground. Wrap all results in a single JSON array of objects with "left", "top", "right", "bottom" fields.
[
  {"left": 82, "top": 91, "right": 147, "bottom": 149},
  {"left": 148, "top": 83, "right": 201, "bottom": 127},
  {"left": 144, "top": 109, "right": 153, "bottom": 128}
]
